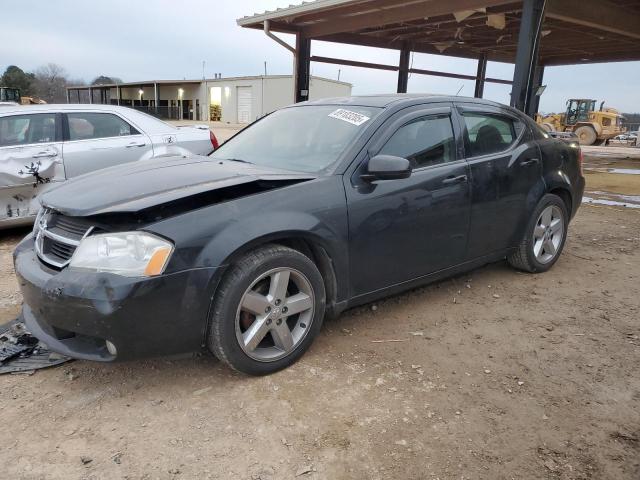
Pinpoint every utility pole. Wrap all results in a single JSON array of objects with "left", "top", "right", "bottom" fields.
[
  {"left": 264, "top": 61, "right": 267, "bottom": 76},
  {"left": 202, "top": 61, "right": 205, "bottom": 80},
  {"left": 337, "top": 69, "right": 341, "bottom": 81}
]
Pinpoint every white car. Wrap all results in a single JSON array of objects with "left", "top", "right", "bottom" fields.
[{"left": 0, "top": 104, "right": 219, "bottom": 228}]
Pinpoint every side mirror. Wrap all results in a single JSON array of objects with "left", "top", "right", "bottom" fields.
[{"left": 361, "top": 155, "right": 412, "bottom": 182}]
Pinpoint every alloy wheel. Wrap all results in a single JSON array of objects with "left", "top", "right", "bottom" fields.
[
  {"left": 235, "top": 267, "right": 315, "bottom": 362},
  {"left": 532, "top": 205, "right": 564, "bottom": 264}
]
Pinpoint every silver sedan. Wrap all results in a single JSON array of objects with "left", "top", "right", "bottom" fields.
[{"left": 0, "top": 104, "right": 219, "bottom": 229}]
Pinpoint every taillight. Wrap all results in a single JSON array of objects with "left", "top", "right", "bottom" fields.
[{"left": 209, "top": 130, "right": 219, "bottom": 150}]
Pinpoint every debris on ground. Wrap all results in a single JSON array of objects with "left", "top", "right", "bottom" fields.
[
  {"left": 0, "top": 320, "right": 72, "bottom": 375},
  {"left": 295, "top": 465, "right": 313, "bottom": 476}
]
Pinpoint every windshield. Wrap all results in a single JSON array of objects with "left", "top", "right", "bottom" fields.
[{"left": 210, "top": 105, "right": 381, "bottom": 173}]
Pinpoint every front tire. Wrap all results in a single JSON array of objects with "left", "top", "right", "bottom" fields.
[
  {"left": 207, "top": 244, "right": 325, "bottom": 375},
  {"left": 508, "top": 194, "right": 568, "bottom": 273},
  {"left": 574, "top": 125, "right": 597, "bottom": 146}
]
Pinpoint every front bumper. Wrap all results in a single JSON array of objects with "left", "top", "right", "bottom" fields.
[{"left": 14, "top": 234, "right": 219, "bottom": 361}]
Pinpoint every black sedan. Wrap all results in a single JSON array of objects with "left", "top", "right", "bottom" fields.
[{"left": 14, "top": 95, "right": 585, "bottom": 375}]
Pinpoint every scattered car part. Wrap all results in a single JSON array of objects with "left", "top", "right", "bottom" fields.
[{"left": 0, "top": 320, "right": 72, "bottom": 374}]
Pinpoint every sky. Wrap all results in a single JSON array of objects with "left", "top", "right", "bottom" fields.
[{"left": 5, "top": 0, "right": 640, "bottom": 113}]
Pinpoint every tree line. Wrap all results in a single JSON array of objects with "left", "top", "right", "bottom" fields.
[{"left": 1, "top": 64, "right": 122, "bottom": 103}]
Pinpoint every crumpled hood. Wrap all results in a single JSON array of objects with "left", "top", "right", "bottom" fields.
[{"left": 40, "top": 155, "right": 315, "bottom": 216}]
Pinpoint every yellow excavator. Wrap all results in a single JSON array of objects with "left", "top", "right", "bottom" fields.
[
  {"left": 0, "top": 87, "right": 46, "bottom": 105},
  {"left": 536, "top": 99, "right": 626, "bottom": 146}
]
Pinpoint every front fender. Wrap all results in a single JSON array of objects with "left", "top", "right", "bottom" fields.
[{"left": 147, "top": 176, "right": 350, "bottom": 299}]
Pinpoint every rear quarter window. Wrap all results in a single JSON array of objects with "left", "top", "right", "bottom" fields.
[{"left": 462, "top": 113, "right": 523, "bottom": 157}]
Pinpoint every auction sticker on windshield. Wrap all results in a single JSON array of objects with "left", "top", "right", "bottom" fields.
[{"left": 328, "top": 109, "right": 370, "bottom": 126}]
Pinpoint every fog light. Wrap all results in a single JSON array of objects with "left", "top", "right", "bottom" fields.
[{"left": 105, "top": 340, "right": 117, "bottom": 356}]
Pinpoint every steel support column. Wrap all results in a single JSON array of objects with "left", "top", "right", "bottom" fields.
[
  {"left": 530, "top": 65, "right": 545, "bottom": 116},
  {"left": 474, "top": 55, "right": 487, "bottom": 98},
  {"left": 397, "top": 46, "right": 410, "bottom": 93},
  {"left": 66, "top": 89, "right": 71, "bottom": 104},
  {"left": 88, "top": 87, "right": 93, "bottom": 104},
  {"left": 154, "top": 82, "right": 159, "bottom": 114},
  {"left": 511, "top": 0, "right": 546, "bottom": 116},
  {"left": 294, "top": 33, "right": 311, "bottom": 103}
]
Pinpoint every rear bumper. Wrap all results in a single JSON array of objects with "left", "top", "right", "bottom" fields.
[
  {"left": 573, "top": 175, "right": 586, "bottom": 218},
  {"left": 14, "top": 234, "right": 219, "bottom": 361}
]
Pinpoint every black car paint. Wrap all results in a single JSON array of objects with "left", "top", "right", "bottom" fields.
[{"left": 14, "top": 95, "right": 585, "bottom": 361}]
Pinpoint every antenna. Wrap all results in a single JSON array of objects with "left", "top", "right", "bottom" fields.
[
  {"left": 338, "top": 69, "right": 341, "bottom": 81},
  {"left": 264, "top": 61, "right": 267, "bottom": 76},
  {"left": 202, "top": 60, "right": 205, "bottom": 80},
  {"left": 455, "top": 84, "right": 464, "bottom": 96}
]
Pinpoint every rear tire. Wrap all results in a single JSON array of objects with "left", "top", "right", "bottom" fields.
[
  {"left": 508, "top": 194, "right": 568, "bottom": 273},
  {"left": 207, "top": 244, "right": 325, "bottom": 375},
  {"left": 574, "top": 125, "right": 597, "bottom": 146}
]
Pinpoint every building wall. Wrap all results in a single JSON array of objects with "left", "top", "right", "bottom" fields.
[
  {"left": 309, "top": 77, "right": 351, "bottom": 101},
  {"left": 93, "top": 76, "right": 352, "bottom": 124},
  {"left": 206, "top": 76, "right": 352, "bottom": 124}
]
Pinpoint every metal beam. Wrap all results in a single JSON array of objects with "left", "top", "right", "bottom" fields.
[
  {"left": 295, "top": 34, "right": 311, "bottom": 103},
  {"left": 474, "top": 55, "right": 487, "bottom": 98},
  {"left": 310, "top": 55, "right": 512, "bottom": 85},
  {"left": 511, "top": 0, "right": 546, "bottom": 115},
  {"left": 318, "top": 32, "right": 515, "bottom": 63},
  {"left": 302, "top": 0, "right": 514, "bottom": 38},
  {"left": 546, "top": 0, "right": 640, "bottom": 41},
  {"left": 397, "top": 46, "right": 410, "bottom": 93},
  {"left": 311, "top": 55, "right": 398, "bottom": 71}
]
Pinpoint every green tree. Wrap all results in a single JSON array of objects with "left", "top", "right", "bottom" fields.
[
  {"left": 91, "top": 75, "right": 122, "bottom": 85},
  {"left": 1, "top": 65, "right": 35, "bottom": 95}
]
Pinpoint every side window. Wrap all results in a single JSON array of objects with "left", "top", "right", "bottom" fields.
[
  {"left": 0, "top": 114, "right": 57, "bottom": 147},
  {"left": 67, "top": 113, "right": 138, "bottom": 141},
  {"left": 462, "top": 113, "right": 522, "bottom": 157},
  {"left": 379, "top": 115, "right": 455, "bottom": 168}
]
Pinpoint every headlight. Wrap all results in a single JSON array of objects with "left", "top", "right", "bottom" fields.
[{"left": 69, "top": 232, "right": 173, "bottom": 277}]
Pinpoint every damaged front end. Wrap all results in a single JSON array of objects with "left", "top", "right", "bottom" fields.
[
  {"left": 1, "top": 147, "right": 64, "bottom": 228},
  {"left": 14, "top": 156, "right": 316, "bottom": 361}
]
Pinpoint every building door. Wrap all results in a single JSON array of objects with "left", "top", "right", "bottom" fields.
[{"left": 237, "top": 86, "right": 252, "bottom": 123}]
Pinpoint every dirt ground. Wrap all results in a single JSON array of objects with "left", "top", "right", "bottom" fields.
[{"left": 1, "top": 151, "right": 639, "bottom": 480}]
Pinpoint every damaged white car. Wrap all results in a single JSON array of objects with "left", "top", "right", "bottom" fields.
[{"left": 0, "top": 104, "right": 219, "bottom": 229}]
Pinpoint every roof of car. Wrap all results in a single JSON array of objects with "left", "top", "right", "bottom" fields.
[
  {"left": 0, "top": 104, "right": 138, "bottom": 115},
  {"left": 301, "top": 94, "right": 510, "bottom": 110}
]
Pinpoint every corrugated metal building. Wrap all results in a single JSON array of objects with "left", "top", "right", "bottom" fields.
[{"left": 66, "top": 75, "right": 352, "bottom": 124}]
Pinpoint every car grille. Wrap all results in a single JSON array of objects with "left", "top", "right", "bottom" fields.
[{"left": 34, "top": 208, "right": 94, "bottom": 269}]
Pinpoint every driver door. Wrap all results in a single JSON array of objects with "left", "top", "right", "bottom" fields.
[{"left": 345, "top": 105, "right": 471, "bottom": 297}]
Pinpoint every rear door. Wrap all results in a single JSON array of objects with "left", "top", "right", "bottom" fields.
[
  {"left": 345, "top": 105, "right": 470, "bottom": 296},
  {"left": 455, "top": 104, "right": 543, "bottom": 258},
  {"left": 62, "top": 111, "right": 153, "bottom": 178},
  {"left": 0, "top": 112, "right": 64, "bottom": 223}
]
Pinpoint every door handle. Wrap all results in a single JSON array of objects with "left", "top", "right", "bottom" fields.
[
  {"left": 442, "top": 174, "right": 467, "bottom": 185},
  {"left": 520, "top": 158, "right": 539, "bottom": 166},
  {"left": 126, "top": 142, "right": 147, "bottom": 148},
  {"left": 32, "top": 150, "right": 57, "bottom": 158}
]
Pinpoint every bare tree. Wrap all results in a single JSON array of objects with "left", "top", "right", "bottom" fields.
[{"left": 32, "top": 63, "right": 68, "bottom": 103}]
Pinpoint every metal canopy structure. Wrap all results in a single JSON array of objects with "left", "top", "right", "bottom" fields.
[{"left": 238, "top": 0, "right": 640, "bottom": 116}]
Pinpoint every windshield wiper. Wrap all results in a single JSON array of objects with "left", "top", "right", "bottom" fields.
[{"left": 223, "top": 158, "right": 253, "bottom": 164}]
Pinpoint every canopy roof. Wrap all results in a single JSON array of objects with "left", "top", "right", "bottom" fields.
[{"left": 238, "top": 0, "right": 640, "bottom": 66}]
